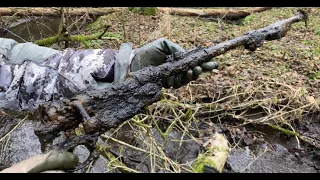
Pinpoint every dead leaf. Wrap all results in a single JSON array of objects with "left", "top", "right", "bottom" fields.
[{"left": 306, "top": 95, "right": 315, "bottom": 104}]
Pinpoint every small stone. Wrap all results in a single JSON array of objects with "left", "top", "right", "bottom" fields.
[
  {"left": 273, "top": 144, "right": 288, "bottom": 153},
  {"left": 73, "top": 145, "right": 90, "bottom": 164},
  {"left": 235, "top": 128, "right": 242, "bottom": 135},
  {"left": 243, "top": 135, "right": 254, "bottom": 145}
]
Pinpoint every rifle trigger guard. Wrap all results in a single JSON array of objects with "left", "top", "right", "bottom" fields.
[{"left": 71, "top": 101, "right": 102, "bottom": 135}]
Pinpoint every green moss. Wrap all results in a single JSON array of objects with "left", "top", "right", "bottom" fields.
[
  {"left": 10, "top": 7, "right": 19, "bottom": 13},
  {"left": 103, "top": 32, "right": 122, "bottom": 39},
  {"left": 314, "top": 48, "right": 319, "bottom": 56},
  {"left": 34, "top": 35, "right": 59, "bottom": 46},
  {"left": 267, "top": 124, "right": 301, "bottom": 138},
  {"left": 303, "top": 40, "right": 314, "bottom": 45},
  {"left": 309, "top": 71, "right": 320, "bottom": 80},
  {"left": 86, "top": 17, "right": 105, "bottom": 31},
  {"left": 242, "top": 14, "right": 255, "bottom": 26},
  {"left": 301, "top": 88, "right": 308, "bottom": 95},
  {"left": 35, "top": 21, "right": 67, "bottom": 46},
  {"left": 35, "top": 34, "right": 96, "bottom": 46},
  {"left": 128, "top": 7, "right": 158, "bottom": 16},
  {"left": 143, "top": 7, "right": 158, "bottom": 16},
  {"left": 269, "top": 44, "right": 280, "bottom": 51},
  {"left": 128, "top": 7, "right": 141, "bottom": 14},
  {"left": 35, "top": 31, "right": 120, "bottom": 47},
  {"left": 35, "top": 15, "right": 120, "bottom": 47},
  {"left": 81, "top": 40, "right": 90, "bottom": 48},
  {"left": 184, "top": 109, "right": 193, "bottom": 121},
  {"left": 75, "top": 124, "right": 85, "bottom": 136},
  {"left": 70, "top": 34, "right": 99, "bottom": 42},
  {"left": 192, "top": 154, "right": 217, "bottom": 173}
]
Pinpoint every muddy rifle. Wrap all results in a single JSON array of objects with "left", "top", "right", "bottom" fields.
[{"left": 34, "top": 10, "right": 308, "bottom": 168}]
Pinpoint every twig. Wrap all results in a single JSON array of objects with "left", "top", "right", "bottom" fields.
[
  {"left": 0, "top": 115, "right": 28, "bottom": 142},
  {"left": 101, "top": 134, "right": 181, "bottom": 168},
  {"left": 112, "top": 7, "right": 127, "bottom": 42},
  {"left": 0, "top": 27, "right": 27, "bottom": 42},
  {"left": 98, "top": 25, "right": 111, "bottom": 39},
  {"left": 240, "top": 146, "right": 269, "bottom": 172}
]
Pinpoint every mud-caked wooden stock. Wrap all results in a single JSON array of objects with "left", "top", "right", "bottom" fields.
[{"left": 35, "top": 10, "right": 308, "bottom": 153}]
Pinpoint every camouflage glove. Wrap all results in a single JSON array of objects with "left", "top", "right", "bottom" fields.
[
  {"left": 0, "top": 150, "right": 78, "bottom": 173},
  {"left": 130, "top": 38, "right": 218, "bottom": 88}
]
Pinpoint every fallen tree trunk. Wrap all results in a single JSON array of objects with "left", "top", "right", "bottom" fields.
[
  {"left": 0, "top": 7, "right": 121, "bottom": 17},
  {"left": 0, "top": 7, "right": 271, "bottom": 20},
  {"left": 157, "top": 7, "right": 273, "bottom": 20},
  {"left": 34, "top": 10, "right": 308, "bottom": 169}
]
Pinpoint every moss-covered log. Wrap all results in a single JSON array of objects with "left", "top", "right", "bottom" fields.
[
  {"left": 34, "top": 25, "right": 118, "bottom": 47},
  {"left": 192, "top": 133, "right": 229, "bottom": 173},
  {"left": 157, "top": 7, "right": 272, "bottom": 20},
  {"left": 0, "top": 7, "right": 121, "bottom": 17},
  {"left": 128, "top": 7, "right": 158, "bottom": 16}
]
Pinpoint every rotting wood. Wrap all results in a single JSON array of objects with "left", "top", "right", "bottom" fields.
[
  {"left": 0, "top": 7, "right": 121, "bottom": 17},
  {"left": 157, "top": 7, "right": 273, "bottom": 20}
]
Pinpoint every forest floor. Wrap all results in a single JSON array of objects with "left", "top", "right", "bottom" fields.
[{"left": 0, "top": 7, "right": 320, "bottom": 173}]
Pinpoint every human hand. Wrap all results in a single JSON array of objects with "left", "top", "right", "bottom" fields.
[
  {"left": 129, "top": 38, "right": 218, "bottom": 88},
  {"left": 0, "top": 150, "right": 78, "bottom": 173}
]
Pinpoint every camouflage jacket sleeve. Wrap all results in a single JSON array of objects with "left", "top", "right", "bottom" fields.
[{"left": 0, "top": 47, "right": 118, "bottom": 111}]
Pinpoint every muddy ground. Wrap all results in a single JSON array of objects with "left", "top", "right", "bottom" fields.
[{"left": 0, "top": 7, "right": 320, "bottom": 173}]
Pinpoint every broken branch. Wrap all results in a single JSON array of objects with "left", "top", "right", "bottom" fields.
[{"left": 34, "top": 25, "right": 113, "bottom": 47}]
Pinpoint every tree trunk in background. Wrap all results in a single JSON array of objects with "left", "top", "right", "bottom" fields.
[
  {"left": 0, "top": 7, "right": 272, "bottom": 20},
  {"left": 0, "top": 7, "right": 121, "bottom": 17},
  {"left": 157, "top": 7, "right": 273, "bottom": 20}
]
